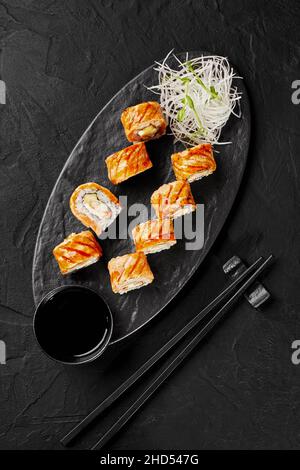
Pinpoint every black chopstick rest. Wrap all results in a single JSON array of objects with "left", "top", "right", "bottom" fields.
[{"left": 223, "top": 255, "right": 271, "bottom": 309}]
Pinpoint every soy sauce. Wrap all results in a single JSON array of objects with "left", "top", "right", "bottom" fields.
[{"left": 34, "top": 286, "right": 112, "bottom": 364}]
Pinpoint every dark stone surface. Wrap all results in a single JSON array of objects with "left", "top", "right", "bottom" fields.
[
  {"left": 0, "top": 0, "right": 299, "bottom": 450},
  {"left": 32, "top": 52, "right": 250, "bottom": 343}
]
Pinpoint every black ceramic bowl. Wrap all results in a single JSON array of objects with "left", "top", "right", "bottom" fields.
[{"left": 33, "top": 285, "right": 113, "bottom": 365}]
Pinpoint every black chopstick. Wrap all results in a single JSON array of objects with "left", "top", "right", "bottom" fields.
[
  {"left": 61, "top": 255, "right": 267, "bottom": 447},
  {"left": 90, "top": 254, "right": 273, "bottom": 450}
]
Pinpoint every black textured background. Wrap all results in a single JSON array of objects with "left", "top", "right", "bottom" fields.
[{"left": 0, "top": 0, "right": 300, "bottom": 450}]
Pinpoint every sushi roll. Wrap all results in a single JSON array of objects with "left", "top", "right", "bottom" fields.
[
  {"left": 121, "top": 101, "right": 167, "bottom": 143},
  {"left": 132, "top": 218, "right": 176, "bottom": 254},
  {"left": 53, "top": 231, "right": 102, "bottom": 275},
  {"left": 105, "top": 142, "right": 152, "bottom": 184},
  {"left": 108, "top": 252, "right": 154, "bottom": 294},
  {"left": 171, "top": 143, "right": 216, "bottom": 182},
  {"left": 70, "top": 182, "right": 121, "bottom": 236},
  {"left": 151, "top": 180, "right": 196, "bottom": 219}
]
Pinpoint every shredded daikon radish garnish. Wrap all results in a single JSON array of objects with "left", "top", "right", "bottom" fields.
[{"left": 148, "top": 51, "right": 242, "bottom": 146}]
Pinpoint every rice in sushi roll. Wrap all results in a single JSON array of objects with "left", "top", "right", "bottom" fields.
[
  {"left": 150, "top": 180, "right": 196, "bottom": 220},
  {"left": 132, "top": 218, "right": 176, "bottom": 254},
  {"left": 70, "top": 182, "right": 121, "bottom": 236},
  {"left": 108, "top": 252, "right": 154, "bottom": 294},
  {"left": 105, "top": 142, "right": 152, "bottom": 184},
  {"left": 121, "top": 101, "right": 167, "bottom": 143},
  {"left": 53, "top": 231, "right": 102, "bottom": 275},
  {"left": 171, "top": 143, "right": 216, "bottom": 183}
]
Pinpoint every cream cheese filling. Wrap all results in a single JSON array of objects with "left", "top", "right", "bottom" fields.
[{"left": 83, "top": 193, "right": 112, "bottom": 220}]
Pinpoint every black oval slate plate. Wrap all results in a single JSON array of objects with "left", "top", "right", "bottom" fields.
[{"left": 32, "top": 52, "right": 250, "bottom": 344}]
